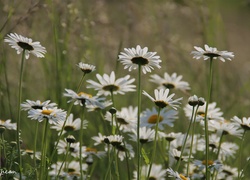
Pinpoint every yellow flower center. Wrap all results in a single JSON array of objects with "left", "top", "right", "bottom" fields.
[
  {"left": 78, "top": 92, "right": 92, "bottom": 98},
  {"left": 202, "top": 160, "right": 214, "bottom": 166},
  {"left": 180, "top": 174, "right": 188, "bottom": 180},
  {"left": 197, "top": 111, "right": 205, "bottom": 117},
  {"left": 147, "top": 114, "right": 163, "bottom": 124},
  {"left": 25, "top": 149, "right": 34, "bottom": 155},
  {"left": 86, "top": 147, "right": 97, "bottom": 153},
  {"left": 42, "top": 109, "right": 53, "bottom": 115}
]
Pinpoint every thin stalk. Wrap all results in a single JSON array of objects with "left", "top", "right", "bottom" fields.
[
  {"left": 238, "top": 130, "right": 246, "bottom": 179},
  {"left": 137, "top": 65, "right": 142, "bottom": 180},
  {"left": 176, "top": 106, "right": 195, "bottom": 171},
  {"left": 17, "top": 50, "right": 26, "bottom": 180},
  {"left": 57, "top": 142, "right": 70, "bottom": 178},
  {"left": 33, "top": 121, "right": 39, "bottom": 179},
  {"left": 147, "top": 107, "right": 161, "bottom": 179},
  {"left": 40, "top": 118, "right": 49, "bottom": 180},
  {"left": 115, "top": 150, "right": 120, "bottom": 180},
  {"left": 49, "top": 73, "right": 86, "bottom": 164},
  {"left": 186, "top": 105, "right": 200, "bottom": 175},
  {"left": 203, "top": 58, "right": 214, "bottom": 180},
  {"left": 79, "top": 106, "right": 86, "bottom": 180},
  {"left": 104, "top": 145, "right": 112, "bottom": 180}
]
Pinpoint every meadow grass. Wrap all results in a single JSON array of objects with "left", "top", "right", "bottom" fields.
[{"left": 0, "top": 1, "right": 250, "bottom": 179}]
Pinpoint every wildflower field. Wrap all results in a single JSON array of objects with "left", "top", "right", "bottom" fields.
[{"left": 1, "top": 0, "right": 250, "bottom": 179}]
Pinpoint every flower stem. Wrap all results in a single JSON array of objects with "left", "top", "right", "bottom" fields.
[
  {"left": 238, "top": 130, "right": 246, "bottom": 179},
  {"left": 17, "top": 50, "right": 26, "bottom": 180},
  {"left": 137, "top": 65, "right": 142, "bottom": 180},
  {"left": 176, "top": 106, "right": 195, "bottom": 171},
  {"left": 147, "top": 107, "right": 161, "bottom": 179},
  {"left": 40, "top": 118, "right": 49, "bottom": 180},
  {"left": 33, "top": 121, "right": 39, "bottom": 178},
  {"left": 203, "top": 58, "right": 214, "bottom": 180},
  {"left": 79, "top": 106, "right": 86, "bottom": 180}
]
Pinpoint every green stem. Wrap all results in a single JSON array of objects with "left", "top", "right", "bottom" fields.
[
  {"left": 17, "top": 50, "right": 26, "bottom": 180},
  {"left": 147, "top": 107, "right": 161, "bottom": 179},
  {"left": 238, "top": 130, "right": 246, "bottom": 179},
  {"left": 137, "top": 65, "right": 142, "bottom": 180},
  {"left": 204, "top": 58, "right": 214, "bottom": 180},
  {"left": 33, "top": 121, "right": 39, "bottom": 178},
  {"left": 115, "top": 150, "right": 120, "bottom": 180},
  {"left": 176, "top": 106, "right": 195, "bottom": 171},
  {"left": 186, "top": 105, "right": 200, "bottom": 175},
  {"left": 79, "top": 106, "right": 86, "bottom": 180},
  {"left": 57, "top": 142, "right": 70, "bottom": 178},
  {"left": 104, "top": 145, "right": 112, "bottom": 180},
  {"left": 40, "top": 118, "right": 49, "bottom": 180}
]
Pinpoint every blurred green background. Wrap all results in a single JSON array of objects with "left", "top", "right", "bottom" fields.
[{"left": 0, "top": 0, "right": 250, "bottom": 178}]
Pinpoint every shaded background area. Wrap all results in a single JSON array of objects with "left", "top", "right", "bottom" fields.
[{"left": 0, "top": 0, "right": 250, "bottom": 178}]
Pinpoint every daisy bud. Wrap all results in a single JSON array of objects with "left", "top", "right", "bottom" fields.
[
  {"left": 66, "top": 135, "right": 76, "bottom": 144},
  {"left": 188, "top": 95, "right": 199, "bottom": 106},
  {"left": 198, "top": 97, "right": 205, "bottom": 106},
  {"left": 109, "top": 107, "right": 117, "bottom": 115},
  {"left": 0, "top": 126, "right": 6, "bottom": 134},
  {"left": 10, "top": 141, "right": 17, "bottom": 147},
  {"left": 86, "top": 155, "right": 94, "bottom": 165}
]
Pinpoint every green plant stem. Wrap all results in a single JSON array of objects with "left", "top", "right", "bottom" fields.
[
  {"left": 238, "top": 130, "right": 246, "bottom": 179},
  {"left": 40, "top": 118, "right": 49, "bottom": 180},
  {"left": 104, "top": 145, "right": 112, "bottom": 180},
  {"left": 137, "top": 65, "right": 142, "bottom": 180},
  {"left": 57, "top": 142, "right": 70, "bottom": 178},
  {"left": 204, "top": 58, "right": 214, "bottom": 180},
  {"left": 176, "top": 106, "right": 195, "bottom": 171},
  {"left": 33, "top": 121, "right": 39, "bottom": 178},
  {"left": 147, "top": 107, "right": 161, "bottom": 179},
  {"left": 49, "top": 73, "right": 86, "bottom": 165},
  {"left": 186, "top": 105, "right": 199, "bottom": 175},
  {"left": 79, "top": 106, "right": 86, "bottom": 180},
  {"left": 115, "top": 150, "right": 120, "bottom": 180},
  {"left": 17, "top": 50, "right": 26, "bottom": 180}
]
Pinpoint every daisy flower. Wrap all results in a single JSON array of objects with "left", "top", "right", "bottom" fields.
[
  {"left": 150, "top": 72, "right": 190, "bottom": 92},
  {"left": 84, "top": 147, "right": 106, "bottom": 159},
  {"left": 134, "top": 164, "right": 167, "bottom": 180},
  {"left": 163, "top": 132, "right": 183, "bottom": 142},
  {"left": 87, "top": 71, "right": 136, "bottom": 96},
  {"left": 191, "top": 44, "right": 234, "bottom": 62},
  {"left": 105, "top": 106, "right": 137, "bottom": 132},
  {"left": 28, "top": 107, "right": 66, "bottom": 124},
  {"left": 64, "top": 89, "right": 105, "bottom": 107},
  {"left": 115, "top": 142, "right": 135, "bottom": 161},
  {"left": 184, "top": 102, "right": 224, "bottom": 122},
  {"left": 104, "top": 134, "right": 123, "bottom": 147},
  {"left": 57, "top": 140, "right": 87, "bottom": 158},
  {"left": 50, "top": 113, "right": 87, "bottom": 134},
  {"left": 208, "top": 120, "right": 244, "bottom": 138},
  {"left": 91, "top": 133, "right": 107, "bottom": 146},
  {"left": 166, "top": 168, "right": 190, "bottom": 180},
  {"left": 143, "top": 89, "right": 183, "bottom": 110},
  {"left": 169, "top": 148, "right": 189, "bottom": 167},
  {"left": 217, "top": 165, "right": 238, "bottom": 180},
  {"left": 21, "top": 149, "right": 41, "bottom": 160},
  {"left": 231, "top": 116, "right": 250, "bottom": 131},
  {"left": 76, "top": 62, "right": 96, "bottom": 73},
  {"left": 4, "top": 33, "right": 46, "bottom": 59},
  {"left": 0, "top": 119, "right": 17, "bottom": 130},
  {"left": 129, "top": 126, "right": 155, "bottom": 144},
  {"left": 140, "top": 107, "right": 178, "bottom": 130},
  {"left": 118, "top": 45, "right": 162, "bottom": 74},
  {"left": 49, "top": 161, "right": 88, "bottom": 178},
  {"left": 21, "top": 100, "right": 57, "bottom": 111},
  {"left": 86, "top": 100, "right": 112, "bottom": 112},
  {"left": 193, "top": 159, "right": 222, "bottom": 171}
]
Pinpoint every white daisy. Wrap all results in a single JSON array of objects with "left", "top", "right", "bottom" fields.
[
  {"left": 162, "top": 132, "right": 182, "bottom": 142},
  {"left": 231, "top": 116, "right": 250, "bottom": 131},
  {"left": 28, "top": 107, "right": 66, "bottom": 124},
  {"left": 57, "top": 140, "right": 87, "bottom": 158},
  {"left": 4, "top": 33, "right": 46, "bottom": 59},
  {"left": 208, "top": 120, "right": 244, "bottom": 138},
  {"left": 105, "top": 106, "right": 137, "bottom": 132},
  {"left": 118, "top": 45, "right": 162, "bottom": 74},
  {"left": 91, "top": 133, "right": 106, "bottom": 146},
  {"left": 134, "top": 164, "right": 167, "bottom": 180},
  {"left": 150, "top": 72, "right": 190, "bottom": 92},
  {"left": 64, "top": 89, "right": 105, "bottom": 107},
  {"left": 166, "top": 168, "right": 190, "bottom": 180},
  {"left": 50, "top": 113, "right": 87, "bottom": 134},
  {"left": 76, "top": 62, "right": 96, "bottom": 73},
  {"left": 21, "top": 149, "right": 41, "bottom": 160},
  {"left": 169, "top": 148, "right": 189, "bottom": 167},
  {"left": 184, "top": 102, "right": 224, "bottom": 122},
  {"left": 21, "top": 99, "right": 57, "bottom": 111},
  {"left": 0, "top": 119, "right": 16, "bottom": 130},
  {"left": 104, "top": 134, "right": 123, "bottom": 147},
  {"left": 217, "top": 165, "right": 238, "bottom": 180},
  {"left": 191, "top": 44, "right": 234, "bottom": 62},
  {"left": 86, "top": 100, "right": 112, "bottom": 112},
  {"left": 129, "top": 126, "right": 155, "bottom": 144},
  {"left": 87, "top": 71, "right": 136, "bottom": 96},
  {"left": 140, "top": 107, "right": 178, "bottom": 129},
  {"left": 115, "top": 142, "right": 135, "bottom": 161},
  {"left": 49, "top": 161, "right": 88, "bottom": 178},
  {"left": 143, "top": 89, "right": 182, "bottom": 110},
  {"left": 193, "top": 159, "right": 222, "bottom": 171}
]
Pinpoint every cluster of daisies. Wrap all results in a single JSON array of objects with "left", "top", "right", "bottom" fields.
[{"left": 1, "top": 33, "right": 249, "bottom": 180}]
